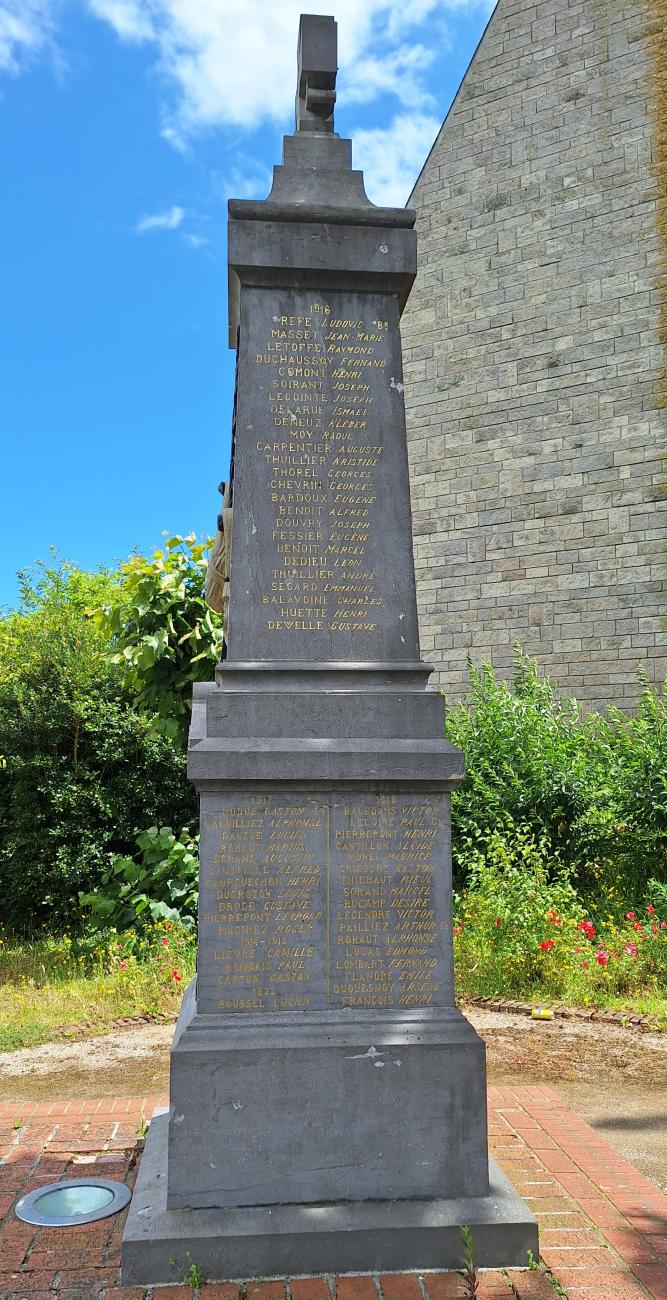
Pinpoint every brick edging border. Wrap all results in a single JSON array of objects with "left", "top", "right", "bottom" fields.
[
  {"left": 42, "top": 1003, "right": 665, "bottom": 1045},
  {"left": 31, "top": 1000, "right": 667, "bottom": 1044},
  {"left": 50, "top": 1011, "right": 179, "bottom": 1040},
  {"left": 465, "top": 996, "right": 664, "bottom": 1031}
]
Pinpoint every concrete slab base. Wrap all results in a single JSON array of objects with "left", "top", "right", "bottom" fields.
[{"left": 121, "top": 1114, "right": 538, "bottom": 1284}]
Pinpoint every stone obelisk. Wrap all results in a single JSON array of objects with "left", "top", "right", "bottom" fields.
[{"left": 122, "top": 14, "right": 537, "bottom": 1283}]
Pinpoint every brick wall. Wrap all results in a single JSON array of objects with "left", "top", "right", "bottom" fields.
[{"left": 402, "top": 0, "right": 667, "bottom": 707}]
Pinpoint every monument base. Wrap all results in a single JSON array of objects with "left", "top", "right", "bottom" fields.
[
  {"left": 167, "top": 982, "right": 492, "bottom": 1208},
  {"left": 121, "top": 1113, "right": 538, "bottom": 1284}
]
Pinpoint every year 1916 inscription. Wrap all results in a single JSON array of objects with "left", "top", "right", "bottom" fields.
[{"left": 197, "top": 792, "right": 452, "bottom": 1014}]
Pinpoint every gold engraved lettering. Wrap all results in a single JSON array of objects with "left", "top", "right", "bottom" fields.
[
  {"left": 200, "top": 794, "right": 447, "bottom": 1014},
  {"left": 246, "top": 296, "right": 402, "bottom": 638}
]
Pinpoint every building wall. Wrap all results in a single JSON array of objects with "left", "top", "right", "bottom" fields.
[{"left": 402, "top": 0, "right": 667, "bottom": 706}]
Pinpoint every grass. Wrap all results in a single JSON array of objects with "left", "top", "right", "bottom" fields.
[
  {"left": 0, "top": 924, "right": 196, "bottom": 1052},
  {"left": 1, "top": 898, "right": 665, "bottom": 1052}
]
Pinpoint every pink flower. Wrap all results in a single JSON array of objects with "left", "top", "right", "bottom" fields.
[
  {"left": 581, "top": 961, "right": 588, "bottom": 969},
  {"left": 454, "top": 925, "right": 463, "bottom": 937},
  {"left": 161, "top": 937, "right": 169, "bottom": 947},
  {"left": 578, "top": 921, "right": 596, "bottom": 939},
  {"left": 118, "top": 960, "right": 128, "bottom": 971},
  {"left": 626, "top": 911, "right": 635, "bottom": 920},
  {"left": 647, "top": 905, "right": 655, "bottom": 916},
  {"left": 652, "top": 924, "right": 658, "bottom": 935},
  {"left": 596, "top": 950, "right": 609, "bottom": 966},
  {"left": 662, "top": 922, "right": 667, "bottom": 929},
  {"left": 624, "top": 943, "right": 637, "bottom": 958}
]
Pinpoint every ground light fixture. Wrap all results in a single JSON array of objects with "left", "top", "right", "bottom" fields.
[{"left": 15, "top": 1178, "right": 131, "bottom": 1227}]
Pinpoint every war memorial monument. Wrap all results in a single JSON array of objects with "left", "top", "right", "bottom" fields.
[{"left": 121, "top": 15, "right": 537, "bottom": 1284}]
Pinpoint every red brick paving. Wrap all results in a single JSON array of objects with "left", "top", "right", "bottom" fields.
[
  {"left": 246, "top": 1285, "right": 285, "bottom": 1300},
  {"left": 290, "top": 1281, "right": 331, "bottom": 1300},
  {"left": 378, "top": 1275, "right": 422, "bottom": 1300},
  {"left": 420, "top": 1275, "right": 462, "bottom": 1300},
  {"left": 0, "top": 1087, "right": 666, "bottom": 1297},
  {"left": 334, "top": 1279, "right": 376, "bottom": 1300},
  {"left": 507, "top": 1274, "right": 556, "bottom": 1300}
]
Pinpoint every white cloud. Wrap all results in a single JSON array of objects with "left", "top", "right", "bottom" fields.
[
  {"left": 86, "top": 0, "right": 153, "bottom": 43},
  {"left": 352, "top": 112, "right": 440, "bottom": 207},
  {"left": 214, "top": 155, "right": 274, "bottom": 203},
  {"left": 0, "top": 0, "right": 57, "bottom": 75},
  {"left": 80, "top": 0, "right": 495, "bottom": 142},
  {"left": 136, "top": 204, "right": 185, "bottom": 232},
  {"left": 345, "top": 44, "right": 438, "bottom": 112},
  {"left": 0, "top": 1, "right": 500, "bottom": 157},
  {"left": 160, "top": 124, "right": 187, "bottom": 152}
]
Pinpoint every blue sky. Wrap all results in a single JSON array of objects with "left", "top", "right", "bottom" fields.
[{"left": 0, "top": 0, "right": 496, "bottom": 609}]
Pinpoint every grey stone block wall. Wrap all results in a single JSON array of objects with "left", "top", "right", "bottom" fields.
[{"left": 402, "top": 0, "right": 667, "bottom": 708}]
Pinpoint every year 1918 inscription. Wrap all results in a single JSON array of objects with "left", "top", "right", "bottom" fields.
[{"left": 197, "top": 792, "right": 452, "bottom": 1014}]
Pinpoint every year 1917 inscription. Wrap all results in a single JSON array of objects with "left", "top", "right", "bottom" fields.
[{"left": 197, "top": 792, "right": 452, "bottom": 1015}]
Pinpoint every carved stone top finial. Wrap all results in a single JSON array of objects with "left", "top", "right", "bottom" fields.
[{"left": 295, "top": 14, "right": 337, "bottom": 134}]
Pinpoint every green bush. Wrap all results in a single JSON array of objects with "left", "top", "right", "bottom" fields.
[
  {"left": 453, "top": 825, "right": 584, "bottom": 997},
  {"left": 446, "top": 649, "right": 667, "bottom": 899},
  {"left": 0, "top": 558, "right": 195, "bottom": 933},
  {"left": 2, "top": 548, "right": 664, "bottom": 949},
  {"left": 93, "top": 534, "right": 222, "bottom": 745},
  {"left": 596, "top": 680, "right": 667, "bottom": 889},
  {"left": 453, "top": 826, "right": 667, "bottom": 1006},
  {"left": 81, "top": 825, "right": 199, "bottom": 933}
]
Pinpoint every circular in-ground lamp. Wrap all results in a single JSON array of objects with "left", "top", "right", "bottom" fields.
[{"left": 15, "top": 1179, "right": 131, "bottom": 1227}]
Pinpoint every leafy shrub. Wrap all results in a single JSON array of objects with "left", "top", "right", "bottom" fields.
[
  {"left": 453, "top": 825, "right": 584, "bottom": 996},
  {"left": 0, "top": 558, "right": 195, "bottom": 933},
  {"left": 93, "top": 534, "right": 222, "bottom": 745},
  {"left": 81, "top": 825, "right": 199, "bottom": 933},
  {"left": 647, "top": 878, "right": 667, "bottom": 914},
  {"left": 597, "top": 680, "right": 667, "bottom": 889},
  {"left": 453, "top": 826, "right": 667, "bottom": 1005},
  {"left": 446, "top": 649, "right": 667, "bottom": 898}
]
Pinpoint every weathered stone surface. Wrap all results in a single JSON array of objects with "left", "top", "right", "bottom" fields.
[
  {"left": 167, "top": 984, "right": 490, "bottom": 1209},
  {"left": 196, "top": 790, "right": 454, "bottom": 1016},
  {"left": 122, "top": 1114, "right": 537, "bottom": 1282}
]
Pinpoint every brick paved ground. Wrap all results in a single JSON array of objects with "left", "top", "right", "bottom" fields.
[{"left": 1, "top": 1086, "right": 666, "bottom": 1299}]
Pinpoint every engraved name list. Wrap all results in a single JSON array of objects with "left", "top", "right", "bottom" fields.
[
  {"left": 197, "top": 792, "right": 451, "bottom": 1015},
  {"left": 229, "top": 287, "right": 419, "bottom": 662}
]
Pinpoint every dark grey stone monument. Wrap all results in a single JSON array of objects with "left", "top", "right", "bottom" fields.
[{"left": 122, "top": 14, "right": 537, "bottom": 1283}]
